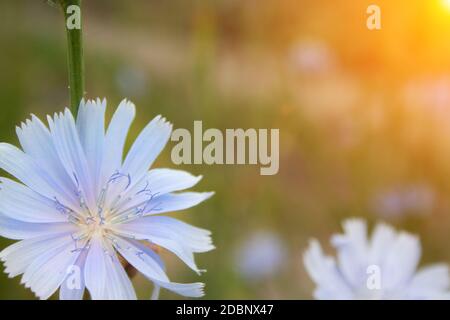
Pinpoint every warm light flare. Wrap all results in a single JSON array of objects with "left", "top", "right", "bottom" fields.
[{"left": 443, "top": 0, "right": 450, "bottom": 11}]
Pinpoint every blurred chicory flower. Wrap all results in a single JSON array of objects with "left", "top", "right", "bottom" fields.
[
  {"left": 372, "top": 184, "right": 435, "bottom": 219},
  {"left": 234, "top": 231, "right": 286, "bottom": 282},
  {"left": 403, "top": 76, "right": 450, "bottom": 116},
  {"left": 0, "top": 99, "right": 214, "bottom": 300},
  {"left": 304, "top": 218, "right": 450, "bottom": 299},
  {"left": 289, "top": 40, "right": 335, "bottom": 76}
]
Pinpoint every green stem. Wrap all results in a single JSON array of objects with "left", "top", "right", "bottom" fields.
[{"left": 60, "top": 0, "right": 84, "bottom": 115}]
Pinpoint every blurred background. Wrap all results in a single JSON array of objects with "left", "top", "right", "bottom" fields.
[{"left": 2, "top": 0, "right": 450, "bottom": 299}]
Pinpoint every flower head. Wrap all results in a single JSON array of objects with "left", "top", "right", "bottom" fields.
[
  {"left": 234, "top": 231, "right": 286, "bottom": 282},
  {"left": 0, "top": 99, "right": 214, "bottom": 300},
  {"left": 372, "top": 184, "right": 435, "bottom": 219},
  {"left": 304, "top": 218, "right": 449, "bottom": 299}
]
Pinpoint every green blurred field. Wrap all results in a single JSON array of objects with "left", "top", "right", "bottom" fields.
[{"left": 1, "top": 0, "right": 450, "bottom": 299}]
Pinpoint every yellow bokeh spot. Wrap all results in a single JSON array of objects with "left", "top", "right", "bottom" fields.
[{"left": 443, "top": 0, "right": 450, "bottom": 10}]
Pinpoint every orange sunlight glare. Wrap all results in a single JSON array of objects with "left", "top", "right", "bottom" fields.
[{"left": 443, "top": 0, "right": 450, "bottom": 11}]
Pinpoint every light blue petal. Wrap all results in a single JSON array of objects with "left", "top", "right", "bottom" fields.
[
  {"left": 143, "top": 192, "right": 214, "bottom": 215},
  {"left": 84, "top": 236, "right": 108, "bottom": 299},
  {"left": 0, "top": 214, "right": 76, "bottom": 240},
  {"left": 59, "top": 247, "right": 88, "bottom": 300},
  {"left": 369, "top": 222, "right": 397, "bottom": 263},
  {"left": 48, "top": 109, "right": 96, "bottom": 212},
  {"left": 112, "top": 217, "right": 210, "bottom": 273},
  {"left": 83, "top": 236, "right": 136, "bottom": 300},
  {"left": 102, "top": 241, "right": 137, "bottom": 300},
  {"left": 303, "top": 239, "right": 353, "bottom": 299},
  {"left": 100, "top": 99, "right": 135, "bottom": 188},
  {"left": 103, "top": 116, "right": 172, "bottom": 212},
  {"left": 116, "top": 216, "right": 214, "bottom": 253},
  {"left": 140, "top": 169, "right": 203, "bottom": 195},
  {"left": 110, "top": 192, "right": 214, "bottom": 222},
  {"left": 407, "top": 264, "right": 450, "bottom": 299},
  {"left": 111, "top": 236, "right": 169, "bottom": 282},
  {"left": 139, "top": 241, "right": 204, "bottom": 298},
  {"left": 112, "top": 169, "right": 204, "bottom": 216},
  {"left": 21, "top": 235, "right": 83, "bottom": 299},
  {"left": 381, "top": 232, "right": 421, "bottom": 290},
  {"left": 121, "top": 115, "right": 172, "bottom": 187},
  {"left": 111, "top": 236, "right": 204, "bottom": 297},
  {"left": 0, "top": 178, "right": 68, "bottom": 223},
  {"left": 0, "top": 143, "right": 73, "bottom": 204},
  {"left": 16, "top": 115, "right": 78, "bottom": 206},
  {"left": 150, "top": 285, "right": 161, "bottom": 300},
  {"left": 0, "top": 233, "right": 75, "bottom": 278},
  {"left": 76, "top": 99, "right": 106, "bottom": 195},
  {"left": 148, "top": 249, "right": 165, "bottom": 300},
  {"left": 330, "top": 219, "right": 369, "bottom": 288},
  {"left": 152, "top": 281, "right": 204, "bottom": 298}
]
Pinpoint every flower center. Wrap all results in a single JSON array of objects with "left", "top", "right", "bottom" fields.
[{"left": 83, "top": 215, "right": 109, "bottom": 237}]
